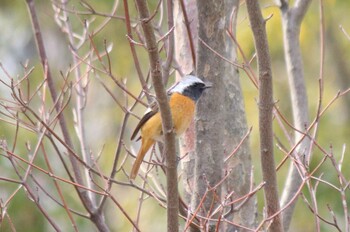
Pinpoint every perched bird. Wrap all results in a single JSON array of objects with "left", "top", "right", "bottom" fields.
[{"left": 130, "top": 75, "right": 212, "bottom": 179}]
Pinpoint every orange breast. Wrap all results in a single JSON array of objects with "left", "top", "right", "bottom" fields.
[
  {"left": 141, "top": 93, "right": 195, "bottom": 141},
  {"left": 169, "top": 93, "right": 195, "bottom": 135}
]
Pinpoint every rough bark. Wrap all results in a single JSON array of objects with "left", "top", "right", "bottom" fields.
[
  {"left": 192, "top": 1, "right": 226, "bottom": 229},
  {"left": 222, "top": 1, "right": 256, "bottom": 231},
  {"left": 174, "top": 0, "right": 198, "bottom": 203},
  {"left": 175, "top": 0, "right": 256, "bottom": 230}
]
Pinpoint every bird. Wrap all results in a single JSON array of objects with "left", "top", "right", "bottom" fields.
[{"left": 129, "top": 75, "right": 212, "bottom": 179}]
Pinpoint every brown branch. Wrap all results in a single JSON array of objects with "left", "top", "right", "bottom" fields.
[
  {"left": 52, "top": 1, "right": 125, "bottom": 20},
  {"left": 98, "top": 93, "right": 131, "bottom": 210},
  {"left": 122, "top": 0, "right": 150, "bottom": 100},
  {"left": 245, "top": 1, "right": 283, "bottom": 232},
  {"left": 41, "top": 143, "right": 79, "bottom": 232},
  {"left": 198, "top": 37, "right": 243, "bottom": 69},
  {"left": 162, "top": 0, "right": 175, "bottom": 85},
  {"left": 2, "top": 143, "right": 62, "bottom": 231},
  {"left": 179, "top": 0, "right": 196, "bottom": 68},
  {"left": 69, "top": 47, "right": 148, "bottom": 107},
  {"left": 224, "top": 127, "right": 252, "bottom": 162},
  {"left": 0, "top": 176, "right": 22, "bottom": 185},
  {"left": 58, "top": 0, "right": 97, "bottom": 207},
  {"left": 134, "top": 1, "right": 179, "bottom": 232},
  {"left": 24, "top": 1, "right": 109, "bottom": 230},
  {"left": 5, "top": 149, "right": 107, "bottom": 195},
  {"left": 29, "top": 174, "right": 89, "bottom": 219}
]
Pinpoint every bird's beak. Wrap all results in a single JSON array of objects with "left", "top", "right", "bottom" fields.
[{"left": 204, "top": 81, "right": 213, "bottom": 89}]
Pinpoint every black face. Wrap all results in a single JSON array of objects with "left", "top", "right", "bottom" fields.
[{"left": 182, "top": 82, "right": 209, "bottom": 101}]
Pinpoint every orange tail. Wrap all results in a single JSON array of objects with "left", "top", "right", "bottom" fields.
[{"left": 130, "top": 138, "right": 155, "bottom": 179}]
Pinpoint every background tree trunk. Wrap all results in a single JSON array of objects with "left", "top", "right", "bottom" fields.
[
  {"left": 278, "top": 1, "right": 312, "bottom": 231},
  {"left": 174, "top": 0, "right": 256, "bottom": 230},
  {"left": 222, "top": 1, "right": 256, "bottom": 231},
  {"left": 192, "top": 1, "right": 226, "bottom": 229},
  {"left": 174, "top": 0, "right": 198, "bottom": 204}
]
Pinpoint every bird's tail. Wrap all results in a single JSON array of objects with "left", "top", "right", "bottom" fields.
[{"left": 130, "top": 138, "right": 154, "bottom": 179}]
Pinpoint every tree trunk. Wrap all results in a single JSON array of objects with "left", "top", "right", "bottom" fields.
[
  {"left": 222, "top": 1, "right": 256, "bottom": 231},
  {"left": 192, "top": 0, "right": 226, "bottom": 227},
  {"left": 175, "top": 1, "right": 257, "bottom": 231},
  {"left": 174, "top": 0, "right": 198, "bottom": 204}
]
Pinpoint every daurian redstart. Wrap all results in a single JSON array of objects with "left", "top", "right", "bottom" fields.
[{"left": 130, "top": 75, "right": 212, "bottom": 179}]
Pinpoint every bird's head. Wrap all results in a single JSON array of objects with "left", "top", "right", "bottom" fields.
[{"left": 169, "top": 75, "right": 212, "bottom": 101}]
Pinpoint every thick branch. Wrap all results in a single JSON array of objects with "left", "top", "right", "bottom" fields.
[
  {"left": 246, "top": 1, "right": 283, "bottom": 232},
  {"left": 293, "top": 0, "right": 312, "bottom": 24},
  {"left": 134, "top": 1, "right": 179, "bottom": 232},
  {"left": 279, "top": 1, "right": 312, "bottom": 231}
]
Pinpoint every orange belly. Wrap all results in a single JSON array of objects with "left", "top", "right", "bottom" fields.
[{"left": 141, "top": 93, "right": 195, "bottom": 141}]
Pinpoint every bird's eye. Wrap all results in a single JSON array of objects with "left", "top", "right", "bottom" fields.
[{"left": 193, "top": 83, "right": 205, "bottom": 89}]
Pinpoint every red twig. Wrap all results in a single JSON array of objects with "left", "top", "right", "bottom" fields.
[
  {"left": 122, "top": 0, "right": 150, "bottom": 100},
  {"left": 179, "top": 0, "right": 196, "bottom": 67}
]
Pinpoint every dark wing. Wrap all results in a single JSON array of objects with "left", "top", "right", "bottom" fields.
[{"left": 130, "top": 102, "right": 159, "bottom": 141}]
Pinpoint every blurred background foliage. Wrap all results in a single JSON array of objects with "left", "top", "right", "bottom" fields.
[{"left": 1, "top": 0, "right": 350, "bottom": 231}]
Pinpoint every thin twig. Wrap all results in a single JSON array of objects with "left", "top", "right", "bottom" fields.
[
  {"left": 122, "top": 0, "right": 150, "bottom": 100},
  {"left": 179, "top": 0, "right": 196, "bottom": 67},
  {"left": 25, "top": 3, "right": 108, "bottom": 230}
]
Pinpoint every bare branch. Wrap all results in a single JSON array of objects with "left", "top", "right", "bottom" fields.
[
  {"left": 178, "top": 0, "right": 196, "bottom": 68},
  {"left": 162, "top": 0, "right": 175, "bottom": 85},
  {"left": 339, "top": 25, "right": 350, "bottom": 40},
  {"left": 24, "top": 3, "right": 111, "bottom": 230},
  {"left": 246, "top": 0, "right": 283, "bottom": 231},
  {"left": 122, "top": 0, "right": 150, "bottom": 100},
  {"left": 292, "top": 0, "right": 312, "bottom": 24},
  {"left": 134, "top": 1, "right": 179, "bottom": 232},
  {"left": 278, "top": 0, "right": 312, "bottom": 229}
]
